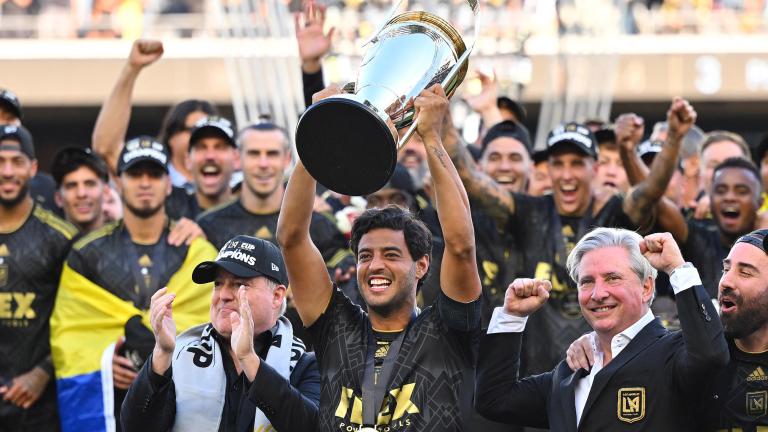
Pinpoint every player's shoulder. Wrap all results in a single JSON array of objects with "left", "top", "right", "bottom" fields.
[
  {"left": 31, "top": 204, "right": 78, "bottom": 241},
  {"left": 73, "top": 220, "right": 120, "bottom": 252},
  {"left": 196, "top": 198, "right": 240, "bottom": 222}
]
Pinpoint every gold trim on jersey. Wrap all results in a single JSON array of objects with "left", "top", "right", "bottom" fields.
[
  {"left": 195, "top": 197, "right": 238, "bottom": 219},
  {"left": 73, "top": 221, "right": 120, "bottom": 251},
  {"left": 32, "top": 205, "right": 77, "bottom": 240}
]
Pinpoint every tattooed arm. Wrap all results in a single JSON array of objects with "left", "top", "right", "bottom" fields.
[
  {"left": 441, "top": 110, "right": 516, "bottom": 229},
  {"left": 416, "top": 85, "right": 481, "bottom": 303},
  {"left": 623, "top": 98, "right": 692, "bottom": 235}
]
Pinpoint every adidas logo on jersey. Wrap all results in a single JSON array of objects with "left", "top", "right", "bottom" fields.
[{"left": 747, "top": 366, "right": 768, "bottom": 382}]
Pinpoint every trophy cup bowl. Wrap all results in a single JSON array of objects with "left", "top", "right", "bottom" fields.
[{"left": 295, "top": 11, "right": 470, "bottom": 196}]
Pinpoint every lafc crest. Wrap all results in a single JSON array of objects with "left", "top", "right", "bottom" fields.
[{"left": 617, "top": 387, "right": 645, "bottom": 423}]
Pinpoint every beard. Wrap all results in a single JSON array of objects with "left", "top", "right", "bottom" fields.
[
  {"left": 0, "top": 182, "right": 29, "bottom": 209},
  {"left": 364, "top": 265, "right": 417, "bottom": 318},
  {"left": 124, "top": 200, "right": 164, "bottom": 219},
  {"left": 722, "top": 287, "right": 768, "bottom": 339}
]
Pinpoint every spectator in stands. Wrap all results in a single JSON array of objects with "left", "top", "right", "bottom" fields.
[
  {"left": 50, "top": 147, "right": 111, "bottom": 233},
  {"left": 0, "top": 124, "right": 76, "bottom": 432},
  {"left": 50, "top": 137, "right": 217, "bottom": 432}
]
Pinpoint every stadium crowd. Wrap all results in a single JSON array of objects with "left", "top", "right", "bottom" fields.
[{"left": 2, "top": 1, "right": 768, "bottom": 432}]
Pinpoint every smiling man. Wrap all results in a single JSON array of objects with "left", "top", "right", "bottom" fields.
[
  {"left": 50, "top": 147, "right": 111, "bottom": 234},
  {"left": 658, "top": 157, "right": 765, "bottom": 298},
  {"left": 475, "top": 228, "right": 729, "bottom": 431},
  {"left": 444, "top": 99, "right": 695, "bottom": 375},
  {"left": 277, "top": 84, "right": 481, "bottom": 431},
  {"left": 50, "top": 137, "right": 217, "bottom": 432}
]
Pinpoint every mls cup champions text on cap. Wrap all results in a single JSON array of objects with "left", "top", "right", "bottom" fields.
[{"left": 218, "top": 239, "right": 281, "bottom": 273}]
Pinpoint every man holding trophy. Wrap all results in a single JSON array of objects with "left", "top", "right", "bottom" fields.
[{"left": 278, "top": 80, "right": 482, "bottom": 432}]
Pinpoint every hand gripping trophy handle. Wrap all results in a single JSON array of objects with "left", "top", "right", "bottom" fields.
[{"left": 295, "top": 0, "right": 479, "bottom": 196}]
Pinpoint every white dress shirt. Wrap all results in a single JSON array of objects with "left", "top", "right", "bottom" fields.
[{"left": 487, "top": 265, "right": 703, "bottom": 427}]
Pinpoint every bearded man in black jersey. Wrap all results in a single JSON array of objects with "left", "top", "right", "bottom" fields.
[
  {"left": 50, "top": 137, "right": 216, "bottom": 432},
  {"left": 0, "top": 124, "right": 77, "bottom": 432},
  {"left": 277, "top": 84, "right": 481, "bottom": 432}
]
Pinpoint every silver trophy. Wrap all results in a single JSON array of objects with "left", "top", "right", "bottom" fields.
[{"left": 295, "top": 0, "right": 478, "bottom": 196}]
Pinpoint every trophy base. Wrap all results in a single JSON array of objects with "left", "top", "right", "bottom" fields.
[{"left": 296, "top": 97, "right": 397, "bottom": 196}]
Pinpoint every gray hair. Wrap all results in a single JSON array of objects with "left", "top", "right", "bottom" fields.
[
  {"left": 263, "top": 277, "right": 288, "bottom": 316},
  {"left": 566, "top": 227, "right": 657, "bottom": 304}
]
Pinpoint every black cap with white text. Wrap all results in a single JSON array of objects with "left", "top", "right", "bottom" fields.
[{"left": 192, "top": 235, "right": 288, "bottom": 286}]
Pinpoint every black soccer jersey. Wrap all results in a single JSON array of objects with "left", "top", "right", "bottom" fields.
[
  {"left": 681, "top": 219, "right": 729, "bottom": 299},
  {"left": 472, "top": 207, "right": 520, "bottom": 326},
  {"left": 165, "top": 186, "right": 202, "bottom": 221},
  {"left": 509, "top": 193, "right": 635, "bottom": 375},
  {"left": 0, "top": 203, "right": 76, "bottom": 426},
  {"left": 197, "top": 200, "right": 352, "bottom": 268},
  {"left": 703, "top": 340, "right": 768, "bottom": 432},
  {"left": 307, "top": 287, "right": 481, "bottom": 432},
  {"left": 66, "top": 220, "right": 190, "bottom": 309}
]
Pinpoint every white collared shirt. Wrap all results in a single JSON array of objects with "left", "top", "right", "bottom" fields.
[
  {"left": 487, "top": 265, "right": 703, "bottom": 427},
  {"left": 573, "top": 309, "right": 654, "bottom": 425}
]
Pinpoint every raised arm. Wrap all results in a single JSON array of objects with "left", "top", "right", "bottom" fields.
[
  {"left": 615, "top": 113, "right": 649, "bottom": 186},
  {"left": 276, "top": 88, "right": 339, "bottom": 327},
  {"left": 464, "top": 70, "right": 504, "bottom": 132},
  {"left": 294, "top": 0, "right": 334, "bottom": 107},
  {"left": 640, "top": 233, "right": 729, "bottom": 385},
  {"left": 623, "top": 98, "right": 692, "bottom": 231},
  {"left": 415, "top": 85, "right": 481, "bottom": 302},
  {"left": 441, "top": 109, "right": 516, "bottom": 228},
  {"left": 92, "top": 39, "right": 163, "bottom": 176}
]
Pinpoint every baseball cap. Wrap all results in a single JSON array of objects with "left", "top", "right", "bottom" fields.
[
  {"left": 189, "top": 116, "right": 236, "bottom": 149},
  {"left": 546, "top": 122, "right": 598, "bottom": 159},
  {"left": 496, "top": 96, "right": 527, "bottom": 124},
  {"left": 192, "top": 235, "right": 288, "bottom": 286},
  {"left": 50, "top": 147, "right": 109, "bottom": 187},
  {"left": 0, "top": 124, "right": 34, "bottom": 159},
  {"left": 735, "top": 229, "right": 768, "bottom": 253},
  {"left": 637, "top": 140, "right": 663, "bottom": 166},
  {"left": 117, "top": 136, "right": 169, "bottom": 175},
  {"left": 481, "top": 120, "right": 533, "bottom": 157},
  {"left": 0, "top": 89, "right": 22, "bottom": 120}
]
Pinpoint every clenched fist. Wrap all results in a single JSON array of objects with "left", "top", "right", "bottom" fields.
[{"left": 503, "top": 278, "right": 552, "bottom": 317}]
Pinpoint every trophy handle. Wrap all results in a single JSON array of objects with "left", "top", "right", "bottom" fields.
[{"left": 396, "top": 26, "right": 476, "bottom": 151}]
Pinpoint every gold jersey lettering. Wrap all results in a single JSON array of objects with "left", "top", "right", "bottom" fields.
[
  {"left": 335, "top": 384, "right": 420, "bottom": 427},
  {"left": 0, "top": 292, "right": 36, "bottom": 320}
]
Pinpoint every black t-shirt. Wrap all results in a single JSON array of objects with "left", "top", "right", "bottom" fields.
[
  {"left": 510, "top": 193, "right": 635, "bottom": 375},
  {"left": 307, "top": 287, "right": 481, "bottom": 431},
  {"left": 703, "top": 339, "right": 768, "bottom": 431},
  {"left": 681, "top": 219, "right": 729, "bottom": 299},
  {"left": 67, "top": 220, "right": 189, "bottom": 310},
  {"left": 165, "top": 186, "right": 202, "bottom": 221},
  {"left": 0, "top": 203, "right": 76, "bottom": 424}
]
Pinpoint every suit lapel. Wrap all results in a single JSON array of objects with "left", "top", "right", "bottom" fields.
[
  {"left": 559, "top": 366, "right": 587, "bottom": 432},
  {"left": 578, "top": 319, "right": 666, "bottom": 427}
]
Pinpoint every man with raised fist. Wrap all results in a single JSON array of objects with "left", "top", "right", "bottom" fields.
[{"left": 475, "top": 228, "right": 729, "bottom": 431}]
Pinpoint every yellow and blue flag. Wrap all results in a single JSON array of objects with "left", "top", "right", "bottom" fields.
[{"left": 50, "top": 238, "right": 216, "bottom": 432}]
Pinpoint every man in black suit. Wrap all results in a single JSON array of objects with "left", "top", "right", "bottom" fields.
[{"left": 475, "top": 227, "right": 729, "bottom": 431}]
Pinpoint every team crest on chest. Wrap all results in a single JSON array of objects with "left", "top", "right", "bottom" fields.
[
  {"left": 617, "top": 387, "right": 645, "bottom": 423},
  {"left": 747, "top": 391, "right": 767, "bottom": 418}
]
